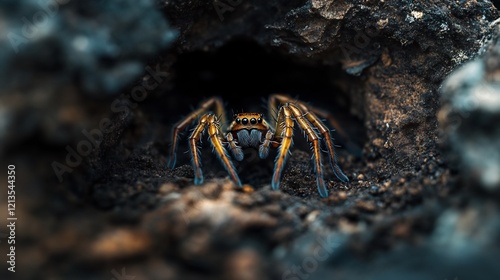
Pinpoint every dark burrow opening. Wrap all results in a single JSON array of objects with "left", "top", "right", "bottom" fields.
[{"left": 159, "top": 39, "right": 367, "bottom": 186}]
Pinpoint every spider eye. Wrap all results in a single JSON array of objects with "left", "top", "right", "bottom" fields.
[
  {"left": 250, "top": 118, "right": 257, "bottom": 124},
  {"left": 257, "top": 118, "right": 262, "bottom": 123},
  {"left": 236, "top": 118, "right": 241, "bottom": 123},
  {"left": 242, "top": 118, "right": 249, "bottom": 125},
  {"left": 233, "top": 114, "right": 237, "bottom": 119}
]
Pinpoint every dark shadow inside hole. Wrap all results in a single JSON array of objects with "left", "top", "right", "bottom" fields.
[
  {"left": 171, "top": 40, "right": 354, "bottom": 110},
  {"left": 163, "top": 39, "right": 366, "bottom": 184}
]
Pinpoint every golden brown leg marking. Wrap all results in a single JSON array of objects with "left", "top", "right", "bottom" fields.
[
  {"left": 188, "top": 114, "right": 209, "bottom": 184},
  {"left": 272, "top": 106, "right": 294, "bottom": 191},
  {"left": 287, "top": 104, "right": 329, "bottom": 197},
  {"left": 301, "top": 108, "right": 349, "bottom": 183},
  {"left": 188, "top": 113, "right": 241, "bottom": 186},
  {"left": 269, "top": 94, "right": 349, "bottom": 197},
  {"left": 268, "top": 94, "right": 294, "bottom": 127},
  {"left": 168, "top": 97, "right": 225, "bottom": 168},
  {"left": 206, "top": 115, "right": 241, "bottom": 186},
  {"left": 269, "top": 94, "right": 349, "bottom": 183},
  {"left": 269, "top": 94, "right": 346, "bottom": 137}
]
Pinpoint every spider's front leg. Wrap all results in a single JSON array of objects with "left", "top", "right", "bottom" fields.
[
  {"left": 272, "top": 102, "right": 338, "bottom": 198},
  {"left": 271, "top": 105, "right": 294, "bottom": 192},
  {"left": 168, "top": 97, "right": 225, "bottom": 169},
  {"left": 188, "top": 113, "right": 242, "bottom": 186}
]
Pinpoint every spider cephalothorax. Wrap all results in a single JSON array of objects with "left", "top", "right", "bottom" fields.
[{"left": 168, "top": 94, "right": 349, "bottom": 197}]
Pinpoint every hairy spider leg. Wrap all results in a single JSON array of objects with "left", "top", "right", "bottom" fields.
[
  {"left": 188, "top": 115, "right": 208, "bottom": 184},
  {"left": 206, "top": 115, "right": 242, "bottom": 186},
  {"left": 269, "top": 94, "right": 349, "bottom": 183},
  {"left": 259, "top": 130, "right": 274, "bottom": 159},
  {"left": 269, "top": 93, "right": 347, "bottom": 139},
  {"left": 188, "top": 113, "right": 241, "bottom": 186},
  {"left": 168, "top": 97, "right": 226, "bottom": 168},
  {"left": 306, "top": 106, "right": 347, "bottom": 141},
  {"left": 287, "top": 103, "right": 330, "bottom": 198},
  {"left": 268, "top": 94, "right": 294, "bottom": 130},
  {"left": 271, "top": 105, "right": 294, "bottom": 192},
  {"left": 225, "top": 132, "right": 244, "bottom": 161},
  {"left": 297, "top": 103, "right": 349, "bottom": 183}
]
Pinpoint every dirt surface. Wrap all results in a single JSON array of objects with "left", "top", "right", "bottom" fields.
[{"left": 1, "top": 1, "right": 500, "bottom": 280}]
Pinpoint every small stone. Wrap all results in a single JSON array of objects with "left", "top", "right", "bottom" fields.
[
  {"left": 158, "top": 183, "right": 178, "bottom": 195},
  {"left": 338, "top": 191, "right": 348, "bottom": 200},
  {"left": 224, "top": 249, "right": 264, "bottom": 280},
  {"left": 393, "top": 188, "right": 406, "bottom": 197},
  {"left": 305, "top": 210, "right": 320, "bottom": 223},
  {"left": 242, "top": 184, "right": 255, "bottom": 193},
  {"left": 90, "top": 229, "right": 151, "bottom": 260},
  {"left": 372, "top": 138, "right": 385, "bottom": 147},
  {"left": 356, "top": 200, "right": 377, "bottom": 212},
  {"left": 370, "top": 185, "right": 380, "bottom": 194}
]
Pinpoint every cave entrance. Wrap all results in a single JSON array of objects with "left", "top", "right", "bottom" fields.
[{"left": 167, "top": 39, "right": 366, "bottom": 184}]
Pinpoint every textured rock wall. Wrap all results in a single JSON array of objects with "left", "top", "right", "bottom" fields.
[{"left": 162, "top": 0, "right": 497, "bottom": 177}]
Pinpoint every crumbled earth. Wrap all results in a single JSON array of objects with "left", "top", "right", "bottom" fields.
[{"left": 1, "top": 1, "right": 500, "bottom": 280}]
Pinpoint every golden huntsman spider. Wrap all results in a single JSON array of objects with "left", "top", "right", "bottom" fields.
[{"left": 167, "top": 94, "right": 349, "bottom": 197}]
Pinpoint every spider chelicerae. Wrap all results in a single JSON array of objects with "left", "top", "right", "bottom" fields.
[{"left": 167, "top": 94, "right": 349, "bottom": 197}]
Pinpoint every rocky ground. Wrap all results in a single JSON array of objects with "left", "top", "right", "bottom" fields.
[{"left": 1, "top": 0, "right": 500, "bottom": 279}]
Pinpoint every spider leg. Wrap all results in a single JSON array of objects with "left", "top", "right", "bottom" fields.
[
  {"left": 267, "top": 94, "right": 293, "bottom": 129},
  {"left": 269, "top": 94, "right": 349, "bottom": 183},
  {"left": 303, "top": 103, "right": 362, "bottom": 158},
  {"left": 188, "top": 114, "right": 210, "bottom": 184},
  {"left": 269, "top": 93, "right": 346, "bottom": 138},
  {"left": 299, "top": 106, "right": 349, "bottom": 183},
  {"left": 299, "top": 104, "right": 347, "bottom": 142},
  {"left": 168, "top": 97, "right": 225, "bottom": 169},
  {"left": 226, "top": 132, "right": 244, "bottom": 161},
  {"left": 259, "top": 130, "right": 274, "bottom": 159},
  {"left": 188, "top": 114, "right": 241, "bottom": 186},
  {"left": 287, "top": 103, "right": 330, "bottom": 198},
  {"left": 206, "top": 115, "right": 242, "bottom": 186},
  {"left": 271, "top": 106, "right": 294, "bottom": 191}
]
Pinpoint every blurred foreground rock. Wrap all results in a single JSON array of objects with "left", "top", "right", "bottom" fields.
[
  {"left": 0, "top": 0, "right": 175, "bottom": 156},
  {"left": 440, "top": 20, "right": 500, "bottom": 190}
]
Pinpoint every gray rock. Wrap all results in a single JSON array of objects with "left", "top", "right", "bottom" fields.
[
  {"left": 440, "top": 22, "right": 500, "bottom": 190},
  {"left": 0, "top": 0, "right": 176, "bottom": 94}
]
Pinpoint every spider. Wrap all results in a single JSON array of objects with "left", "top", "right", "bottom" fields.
[{"left": 167, "top": 94, "right": 349, "bottom": 197}]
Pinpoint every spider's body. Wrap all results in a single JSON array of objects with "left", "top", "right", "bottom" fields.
[
  {"left": 168, "top": 94, "right": 349, "bottom": 197},
  {"left": 226, "top": 113, "right": 274, "bottom": 160}
]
